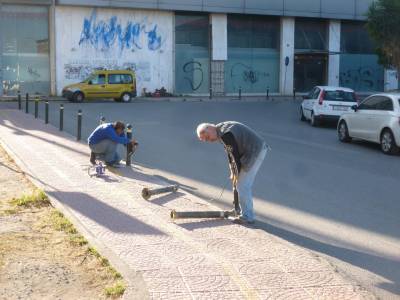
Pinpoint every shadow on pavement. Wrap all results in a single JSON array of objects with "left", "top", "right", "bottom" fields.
[
  {"left": 255, "top": 219, "right": 400, "bottom": 296},
  {"left": 47, "top": 191, "right": 165, "bottom": 236},
  {"left": 0, "top": 116, "right": 88, "bottom": 157},
  {"left": 147, "top": 191, "right": 185, "bottom": 206}
]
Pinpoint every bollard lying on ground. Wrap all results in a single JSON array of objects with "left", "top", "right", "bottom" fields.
[
  {"left": 141, "top": 184, "right": 178, "bottom": 200},
  {"left": 170, "top": 209, "right": 236, "bottom": 219}
]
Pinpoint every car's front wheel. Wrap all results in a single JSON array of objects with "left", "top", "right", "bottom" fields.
[
  {"left": 120, "top": 92, "right": 132, "bottom": 103},
  {"left": 380, "top": 129, "right": 399, "bottom": 155},
  {"left": 338, "top": 120, "right": 351, "bottom": 143},
  {"left": 73, "top": 92, "right": 84, "bottom": 103}
]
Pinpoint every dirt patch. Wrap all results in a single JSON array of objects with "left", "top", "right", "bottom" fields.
[{"left": 0, "top": 146, "right": 125, "bottom": 300}]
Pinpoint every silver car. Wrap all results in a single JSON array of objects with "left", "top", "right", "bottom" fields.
[{"left": 338, "top": 93, "right": 400, "bottom": 154}]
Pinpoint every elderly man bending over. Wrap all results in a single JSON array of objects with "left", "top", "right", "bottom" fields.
[
  {"left": 196, "top": 121, "right": 268, "bottom": 224},
  {"left": 88, "top": 121, "right": 135, "bottom": 167}
]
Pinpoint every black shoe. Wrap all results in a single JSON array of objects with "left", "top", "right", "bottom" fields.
[{"left": 90, "top": 152, "right": 96, "bottom": 165}]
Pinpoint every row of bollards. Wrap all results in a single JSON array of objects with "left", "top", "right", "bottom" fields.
[
  {"left": 19, "top": 94, "right": 135, "bottom": 167},
  {"left": 19, "top": 92, "right": 81, "bottom": 141}
]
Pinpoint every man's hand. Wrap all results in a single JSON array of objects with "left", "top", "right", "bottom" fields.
[{"left": 130, "top": 139, "right": 139, "bottom": 146}]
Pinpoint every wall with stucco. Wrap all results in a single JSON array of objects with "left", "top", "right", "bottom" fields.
[{"left": 55, "top": 6, "right": 173, "bottom": 96}]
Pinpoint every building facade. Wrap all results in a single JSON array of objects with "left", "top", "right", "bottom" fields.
[{"left": 0, "top": 0, "right": 398, "bottom": 96}]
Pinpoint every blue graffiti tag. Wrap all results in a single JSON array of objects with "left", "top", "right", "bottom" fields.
[{"left": 79, "top": 10, "right": 163, "bottom": 52}]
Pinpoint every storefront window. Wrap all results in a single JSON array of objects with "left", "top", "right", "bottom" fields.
[
  {"left": 294, "top": 19, "right": 328, "bottom": 92},
  {"left": 295, "top": 19, "right": 327, "bottom": 51},
  {"left": 175, "top": 13, "right": 209, "bottom": 94},
  {"left": 225, "top": 15, "right": 280, "bottom": 93},
  {"left": 340, "top": 22, "right": 384, "bottom": 92},
  {"left": 0, "top": 5, "right": 49, "bottom": 95}
]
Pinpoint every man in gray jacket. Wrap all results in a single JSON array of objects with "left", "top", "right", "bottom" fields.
[{"left": 196, "top": 121, "right": 268, "bottom": 224}]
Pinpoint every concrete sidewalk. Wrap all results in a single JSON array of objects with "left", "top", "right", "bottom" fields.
[{"left": 0, "top": 109, "right": 374, "bottom": 299}]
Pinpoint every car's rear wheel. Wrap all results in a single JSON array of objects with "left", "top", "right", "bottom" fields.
[
  {"left": 311, "top": 112, "right": 319, "bottom": 127},
  {"left": 73, "top": 92, "right": 84, "bottom": 103},
  {"left": 380, "top": 129, "right": 399, "bottom": 155},
  {"left": 300, "top": 107, "right": 306, "bottom": 121},
  {"left": 120, "top": 92, "right": 132, "bottom": 103},
  {"left": 338, "top": 120, "right": 351, "bottom": 143}
]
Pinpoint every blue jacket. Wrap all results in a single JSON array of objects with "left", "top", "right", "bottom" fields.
[{"left": 88, "top": 123, "right": 129, "bottom": 145}]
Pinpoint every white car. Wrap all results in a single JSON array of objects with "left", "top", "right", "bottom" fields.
[
  {"left": 300, "top": 86, "right": 357, "bottom": 126},
  {"left": 338, "top": 93, "right": 400, "bottom": 154}
]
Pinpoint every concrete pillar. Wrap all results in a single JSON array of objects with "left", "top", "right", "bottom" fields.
[
  {"left": 210, "top": 14, "right": 227, "bottom": 96},
  {"left": 384, "top": 69, "right": 399, "bottom": 92},
  {"left": 279, "top": 17, "right": 295, "bottom": 95},
  {"left": 328, "top": 20, "right": 341, "bottom": 87},
  {"left": 49, "top": 0, "right": 57, "bottom": 96}
]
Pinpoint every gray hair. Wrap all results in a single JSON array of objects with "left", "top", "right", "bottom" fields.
[{"left": 196, "top": 123, "right": 215, "bottom": 138}]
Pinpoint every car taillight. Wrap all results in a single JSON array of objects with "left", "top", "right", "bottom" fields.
[
  {"left": 354, "top": 93, "right": 359, "bottom": 103},
  {"left": 319, "top": 91, "right": 325, "bottom": 105}
]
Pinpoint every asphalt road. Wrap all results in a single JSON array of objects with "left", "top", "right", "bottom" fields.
[{"left": 9, "top": 98, "right": 400, "bottom": 299}]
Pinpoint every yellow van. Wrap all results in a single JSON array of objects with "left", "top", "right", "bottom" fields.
[{"left": 62, "top": 69, "right": 137, "bottom": 102}]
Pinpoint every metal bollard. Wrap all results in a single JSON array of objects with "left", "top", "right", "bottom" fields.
[
  {"left": 77, "top": 110, "right": 82, "bottom": 141},
  {"left": 17, "top": 91, "right": 21, "bottom": 110},
  {"left": 141, "top": 185, "right": 178, "bottom": 200},
  {"left": 293, "top": 88, "right": 296, "bottom": 100},
  {"left": 34, "top": 96, "right": 39, "bottom": 119},
  {"left": 266, "top": 87, "right": 269, "bottom": 100},
  {"left": 45, "top": 101, "right": 49, "bottom": 124},
  {"left": 25, "top": 93, "right": 29, "bottom": 114},
  {"left": 126, "top": 124, "right": 132, "bottom": 166},
  {"left": 239, "top": 87, "right": 242, "bottom": 100},
  {"left": 59, "top": 104, "right": 64, "bottom": 131},
  {"left": 209, "top": 88, "right": 212, "bottom": 100},
  {"left": 99, "top": 116, "right": 106, "bottom": 125}
]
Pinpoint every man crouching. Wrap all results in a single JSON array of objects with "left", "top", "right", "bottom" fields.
[{"left": 88, "top": 121, "right": 136, "bottom": 167}]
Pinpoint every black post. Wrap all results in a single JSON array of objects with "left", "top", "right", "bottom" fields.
[
  {"left": 77, "top": 110, "right": 82, "bottom": 141},
  {"left": 59, "top": 104, "right": 64, "bottom": 131},
  {"left": 45, "top": 101, "right": 49, "bottom": 124},
  {"left": 266, "top": 87, "right": 269, "bottom": 100},
  {"left": 17, "top": 91, "right": 21, "bottom": 110},
  {"left": 34, "top": 96, "right": 39, "bottom": 119},
  {"left": 209, "top": 88, "right": 212, "bottom": 100},
  {"left": 25, "top": 93, "right": 29, "bottom": 114},
  {"left": 126, "top": 124, "right": 132, "bottom": 166},
  {"left": 293, "top": 88, "right": 296, "bottom": 100},
  {"left": 239, "top": 87, "right": 242, "bottom": 100}
]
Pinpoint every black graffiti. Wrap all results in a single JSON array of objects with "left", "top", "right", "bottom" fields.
[
  {"left": 339, "top": 67, "right": 382, "bottom": 90},
  {"left": 231, "top": 63, "right": 269, "bottom": 85},
  {"left": 183, "top": 61, "right": 204, "bottom": 91}
]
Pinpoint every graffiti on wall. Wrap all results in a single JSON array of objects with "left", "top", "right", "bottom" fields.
[
  {"left": 230, "top": 62, "right": 270, "bottom": 91},
  {"left": 339, "top": 66, "right": 383, "bottom": 91},
  {"left": 78, "top": 9, "right": 164, "bottom": 52},
  {"left": 183, "top": 61, "right": 204, "bottom": 91},
  {"left": 64, "top": 60, "right": 151, "bottom": 82}
]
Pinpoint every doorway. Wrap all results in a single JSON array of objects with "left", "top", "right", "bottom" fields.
[{"left": 294, "top": 53, "right": 327, "bottom": 93}]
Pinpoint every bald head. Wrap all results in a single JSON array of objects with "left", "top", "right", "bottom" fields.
[{"left": 196, "top": 123, "right": 219, "bottom": 142}]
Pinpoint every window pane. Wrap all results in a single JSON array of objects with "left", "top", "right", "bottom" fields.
[
  {"left": 225, "top": 15, "right": 280, "bottom": 93},
  {"left": 92, "top": 74, "right": 105, "bottom": 85},
  {"left": 339, "top": 22, "right": 383, "bottom": 92},
  {"left": 109, "top": 74, "right": 122, "bottom": 84},
  {"left": 341, "top": 22, "right": 375, "bottom": 54},
  {"left": 295, "top": 19, "right": 327, "bottom": 51},
  {"left": 377, "top": 97, "right": 393, "bottom": 111},
  {"left": 359, "top": 96, "right": 380, "bottom": 109},
  {"left": 123, "top": 74, "right": 133, "bottom": 84},
  {"left": 324, "top": 91, "right": 356, "bottom": 102},
  {"left": 175, "top": 13, "right": 209, "bottom": 94},
  {"left": 1, "top": 5, "right": 49, "bottom": 95}
]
